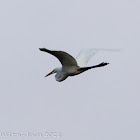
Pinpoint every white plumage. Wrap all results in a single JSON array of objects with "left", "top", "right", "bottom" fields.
[{"left": 39, "top": 48, "right": 118, "bottom": 82}]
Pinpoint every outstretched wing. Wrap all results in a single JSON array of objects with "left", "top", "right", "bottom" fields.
[
  {"left": 39, "top": 48, "right": 78, "bottom": 66},
  {"left": 76, "top": 49, "right": 98, "bottom": 67},
  {"left": 76, "top": 48, "right": 121, "bottom": 67}
]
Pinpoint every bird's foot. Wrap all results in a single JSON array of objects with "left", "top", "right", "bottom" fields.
[{"left": 98, "top": 62, "right": 109, "bottom": 67}]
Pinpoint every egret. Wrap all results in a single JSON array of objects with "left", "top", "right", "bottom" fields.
[{"left": 39, "top": 48, "right": 114, "bottom": 82}]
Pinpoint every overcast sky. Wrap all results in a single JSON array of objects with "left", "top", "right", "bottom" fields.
[{"left": 0, "top": 0, "right": 140, "bottom": 140}]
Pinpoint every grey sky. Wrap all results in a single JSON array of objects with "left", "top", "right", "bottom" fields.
[{"left": 0, "top": 0, "right": 140, "bottom": 140}]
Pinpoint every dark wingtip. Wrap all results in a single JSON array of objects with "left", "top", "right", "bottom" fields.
[
  {"left": 39, "top": 48, "right": 49, "bottom": 52},
  {"left": 39, "top": 48, "right": 45, "bottom": 51}
]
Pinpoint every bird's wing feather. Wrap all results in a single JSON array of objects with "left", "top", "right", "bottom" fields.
[
  {"left": 76, "top": 49, "right": 98, "bottom": 67},
  {"left": 76, "top": 48, "right": 121, "bottom": 67},
  {"left": 39, "top": 48, "right": 78, "bottom": 66}
]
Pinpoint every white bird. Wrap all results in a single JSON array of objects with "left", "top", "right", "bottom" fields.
[{"left": 39, "top": 48, "right": 116, "bottom": 82}]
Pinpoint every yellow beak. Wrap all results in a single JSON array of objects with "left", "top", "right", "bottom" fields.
[{"left": 45, "top": 71, "right": 53, "bottom": 77}]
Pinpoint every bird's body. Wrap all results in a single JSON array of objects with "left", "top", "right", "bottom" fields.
[
  {"left": 39, "top": 48, "right": 116, "bottom": 82},
  {"left": 52, "top": 66, "right": 80, "bottom": 82}
]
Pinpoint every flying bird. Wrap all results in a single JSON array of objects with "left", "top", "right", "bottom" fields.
[{"left": 39, "top": 48, "right": 112, "bottom": 82}]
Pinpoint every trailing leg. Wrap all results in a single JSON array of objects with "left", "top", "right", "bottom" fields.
[{"left": 78, "top": 62, "right": 109, "bottom": 72}]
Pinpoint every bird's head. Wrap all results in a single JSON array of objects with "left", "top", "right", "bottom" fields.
[{"left": 45, "top": 68, "right": 60, "bottom": 77}]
